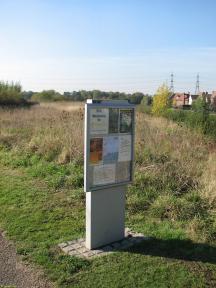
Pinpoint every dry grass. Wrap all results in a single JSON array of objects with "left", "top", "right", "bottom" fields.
[
  {"left": 0, "top": 103, "right": 84, "bottom": 163},
  {"left": 136, "top": 113, "right": 216, "bottom": 205},
  {"left": 39, "top": 101, "right": 84, "bottom": 112},
  {"left": 201, "top": 152, "right": 216, "bottom": 204},
  {"left": 0, "top": 103, "right": 216, "bottom": 204}
]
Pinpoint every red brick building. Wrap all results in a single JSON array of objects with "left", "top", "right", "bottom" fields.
[{"left": 171, "top": 93, "right": 190, "bottom": 108}]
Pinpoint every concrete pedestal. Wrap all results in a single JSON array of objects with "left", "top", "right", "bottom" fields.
[{"left": 86, "top": 185, "right": 126, "bottom": 250}]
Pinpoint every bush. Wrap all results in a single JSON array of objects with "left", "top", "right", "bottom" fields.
[
  {"left": 0, "top": 81, "right": 23, "bottom": 105},
  {"left": 32, "top": 90, "right": 65, "bottom": 102},
  {"left": 149, "top": 193, "right": 208, "bottom": 222},
  {"left": 137, "top": 96, "right": 152, "bottom": 114},
  {"left": 164, "top": 108, "right": 216, "bottom": 139},
  {"left": 152, "top": 84, "right": 172, "bottom": 116}
]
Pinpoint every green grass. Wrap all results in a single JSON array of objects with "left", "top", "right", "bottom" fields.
[
  {"left": 0, "top": 106, "right": 216, "bottom": 286},
  {"left": 0, "top": 146, "right": 216, "bottom": 287},
  {"left": 0, "top": 165, "right": 88, "bottom": 286},
  {"left": 71, "top": 252, "right": 206, "bottom": 288},
  {"left": 164, "top": 108, "right": 216, "bottom": 139}
]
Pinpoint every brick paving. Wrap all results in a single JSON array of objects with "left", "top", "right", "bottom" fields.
[{"left": 58, "top": 228, "right": 149, "bottom": 259}]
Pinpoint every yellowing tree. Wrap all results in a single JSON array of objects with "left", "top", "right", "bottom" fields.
[{"left": 152, "top": 84, "right": 171, "bottom": 116}]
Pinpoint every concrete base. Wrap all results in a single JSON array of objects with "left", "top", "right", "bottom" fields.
[
  {"left": 86, "top": 185, "right": 126, "bottom": 249},
  {"left": 58, "top": 228, "right": 148, "bottom": 259}
]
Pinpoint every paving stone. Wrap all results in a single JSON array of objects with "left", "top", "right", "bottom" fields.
[
  {"left": 83, "top": 251, "right": 95, "bottom": 257},
  {"left": 58, "top": 228, "right": 147, "bottom": 259},
  {"left": 125, "top": 228, "right": 131, "bottom": 236},
  {"left": 133, "top": 233, "right": 144, "bottom": 237},
  {"left": 72, "top": 243, "right": 82, "bottom": 249},
  {"left": 62, "top": 246, "right": 75, "bottom": 253},
  {"left": 68, "top": 250, "right": 79, "bottom": 256},
  {"left": 58, "top": 242, "right": 68, "bottom": 249},
  {"left": 77, "top": 238, "right": 85, "bottom": 243},
  {"left": 92, "top": 249, "right": 103, "bottom": 255},
  {"left": 77, "top": 247, "right": 89, "bottom": 254},
  {"left": 67, "top": 240, "right": 77, "bottom": 245}
]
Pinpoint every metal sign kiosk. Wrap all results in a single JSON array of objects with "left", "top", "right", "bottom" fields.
[{"left": 84, "top": 99, "right": 135, "bottom": 249}]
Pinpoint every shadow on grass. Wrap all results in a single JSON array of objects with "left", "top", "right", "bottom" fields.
[{"left": 125, "top": 237, "right": 216, "bottom": 264}]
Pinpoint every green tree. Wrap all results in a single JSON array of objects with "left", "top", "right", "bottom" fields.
[
  {"left": 32, "top": 90, "right": 64, "bottom": 102},
  {"left": 0, "top": 81, "right": 22, "bottom": 104},
  {"left": 152, "top": 84, "right": 171, "bottom": 116},
  {"left": 192, "top": 97, "right": 209, "bottom": 134},
  {"left": 138, "top": 95, "right": 152, "bottom": 113}
]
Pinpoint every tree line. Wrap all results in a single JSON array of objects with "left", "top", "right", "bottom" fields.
[
  {"left": 0, "top": 81, "right": 151, "bottom": 105},
  {"left": 32, "top": 89, "right": 148, "bottom": 104}
]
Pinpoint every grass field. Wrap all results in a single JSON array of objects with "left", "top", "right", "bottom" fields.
[{"left": 0, "top": 103, "right": 216, "bottom": 287}]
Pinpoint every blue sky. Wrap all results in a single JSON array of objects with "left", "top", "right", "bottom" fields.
[{"left": 0, "top": 0, "right": 216, "bottom": 94}]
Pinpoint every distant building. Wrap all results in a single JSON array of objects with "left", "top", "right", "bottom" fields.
[
  {"left": 171, "top": 93, "right": 190, "bottom": 108},
  {"left": 189, "top": 94, "right": 199, "bottom": 105},
  {"left": 211, "top": 91, "right": 216, "bottom": 107},
  {"left": 171, "top": 91, "right": 216, "bottom": 109},
  {"left": 198, "top": 92, "right": 211, "bottom": 104}
]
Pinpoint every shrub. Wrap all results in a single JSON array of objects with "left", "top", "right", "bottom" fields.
[
  {"left": 152, "top": 84, "right": 172, "bottom": 116},
  {"left": 0, "top": 81, "right": 23, "bottom": 105},
  {"left": 32, "top": 90, "right": 65, "bottom": 102},
  {"left": 164, "top": 108, "right": 216, "bottom": 139}
]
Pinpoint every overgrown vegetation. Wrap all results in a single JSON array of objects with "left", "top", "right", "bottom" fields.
[
  {"left": 32, "top": 90, "right": 64, "bottom": 102},
  {"left": 138, "top": 84, "right": 216, "bottom": 139},
  {"left": 164, "top": 108, "right": 216, "bottom": 139},
  {"left": 0, "top": 103, "right": 216, "bottom": 287},
  {"left": 0, "top": 81, "right": 23, "bottom": 105}
]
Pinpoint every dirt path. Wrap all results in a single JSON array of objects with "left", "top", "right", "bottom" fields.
[{"left": 0, "top": 232, "right": 53, "bottom": 288}]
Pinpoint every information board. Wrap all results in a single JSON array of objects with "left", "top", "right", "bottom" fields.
[{"left": 84, "top": 100, "right": 135, "bottom": 191}]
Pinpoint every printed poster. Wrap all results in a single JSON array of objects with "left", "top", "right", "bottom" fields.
[
  {"left": 90, "top": 138, "right": 103, "bottom": 164},
  {"left": 116, "top": 161, "right": 131, "bottom": 182},
  {"left": 103, "top": 136, "right": 119, "bottom": 164},
  {"left": 90, "top": 108, "right": 109, "bottom": 135},
  {"left": 120, "top": 109, "right": 133, "bottom": 133},
  {"left": 118, "top": 135, "right": 132, "bottom": 162},
  {"left": 109, "top": 108, "right": 119, "bottom": 133},
  {"left": 93, "top": 164, "right": 116, "bottom": 186}
]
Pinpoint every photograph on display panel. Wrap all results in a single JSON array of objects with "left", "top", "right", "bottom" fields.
[
  {"left": 120, "top": 109, "right": 133, "bottom": 133},
  {"left": 90, "top": 138, "right": 103, "bottom": 164},
  {"left": 109, "top": 108, "right": 119, "bottom": 133}
]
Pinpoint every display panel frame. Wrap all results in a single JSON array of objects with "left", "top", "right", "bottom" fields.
[{"left": 84, "top": 99, "right": 135, "bottom": 192}]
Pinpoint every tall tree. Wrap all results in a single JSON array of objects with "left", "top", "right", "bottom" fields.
[{"left": 152, "top": 84, "right": 171, "bottom": 116}]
